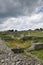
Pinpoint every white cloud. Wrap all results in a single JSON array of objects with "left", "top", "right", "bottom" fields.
[
  {"left": 0, "top": 13, "right": 43, "bottom": 31},
  {"left": 0, "top": 0, "right": 43, "bottom": 31}
]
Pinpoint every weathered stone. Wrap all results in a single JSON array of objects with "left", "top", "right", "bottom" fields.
[
  {"left": 0, "top": 39, "right": 43, "bottom": 65},
  {"left": 11, "top": 48, "right": 24, "bottom": 53},
  {"left": 35, "top": 43, "right": 43, "bottom": 50},
  {"left": 1, "top": 59, "right": 4, "bottom": 63},
  {"left": 27, "top": 43, "right": 43, "bottom": 51}
]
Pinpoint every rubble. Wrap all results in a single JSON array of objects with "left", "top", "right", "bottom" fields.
[{"left": 0, "top": 40, "right": 43, "bottom": 65}]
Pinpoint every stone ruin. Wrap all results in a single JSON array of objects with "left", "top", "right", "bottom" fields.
[
  {"left": 27, "top": 43, "right": 43, "bottom": 51},
  {"left": 0, "top": 39, "right": 43, "bottom": 65},
  {"left": 35, "top": 43, "right": 43, "bottom": 50},
  {"left": 11, "top": 48, "right": 24, "bottom": 53}
]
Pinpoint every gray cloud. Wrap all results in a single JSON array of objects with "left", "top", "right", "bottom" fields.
[
  {"left": 0, "top": 13, "right": 43, "bottom": 31},
  {"left": 0, "top": 0, "right": 43, "bottom": 18},
  {"left": 0, "top": 0, "right": 43, "bottom": 31}
]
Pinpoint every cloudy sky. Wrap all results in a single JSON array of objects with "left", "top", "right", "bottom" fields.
[{"left": 0, "top": 0, "right": 43, "bottom": 31}]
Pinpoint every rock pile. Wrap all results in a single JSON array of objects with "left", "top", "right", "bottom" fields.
[
  {"left": 0, "top": 40, "right": 43, "bottom": 65},
  {"left": 0, "top": 51, "right": 43, "bottom": 65}
]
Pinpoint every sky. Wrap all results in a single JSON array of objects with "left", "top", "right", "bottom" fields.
[{"left": 0, "top": 0, "right": 43, "bottom": 31}]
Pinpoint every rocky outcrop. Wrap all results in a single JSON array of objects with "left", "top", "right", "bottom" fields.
[
  {"left": 35, "top": 43, "right": 43, "bottom": 50},
  {"left": 0, "top": 39, "right": 43, "bottom": 65},
  {"left": 11, "top": 48, "right": 24, "bottom": 53},
  {"left": 27, "top": 43, "right": 43, "bottom": 51}
]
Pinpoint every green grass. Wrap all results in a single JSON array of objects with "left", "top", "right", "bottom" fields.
[
  {"left": 29, "top": 31, "right": 43, "bottom": 36},
  {"left": 0, "top": 30, "right": 43, "bottom": 48},
  {"left": 0, "top": 30, "right": 43, "bottom": 60},
  {"left": 6, "top": 39, "right": 31, "bottom": 48},
  {"left": 29, "top": 49, "right": 43, "bottom": 60},
  {"left": 33, "top": 37, "right": 43, "bottom": 43}
]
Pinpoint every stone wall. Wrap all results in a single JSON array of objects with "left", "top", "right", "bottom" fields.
[
  {"left": 35, "top": 43, "right": 43, "bottom": 50},
  {"left": 0, "top": 39, "right": 43, "bottom": 65},
  {"left": 27, "top": 43, "right": 43, "bottom": 51},
  {"left": 11, "top": 48, "right": 24, "bottom": 53}
]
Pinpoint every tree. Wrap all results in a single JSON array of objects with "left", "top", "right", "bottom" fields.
[
  {"left": 15, "top": 30, "right": 18, "bottom": 32},
  {"left": 40, "top": 28, "right": 43, "bottom": 31}
]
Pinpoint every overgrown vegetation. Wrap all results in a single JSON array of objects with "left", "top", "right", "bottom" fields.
[
  {"left": 0, "top": 30, "right": 43, "bottom": 48},
  {"left": 0, "top": 29, "right": 43, "bottom": 60}
]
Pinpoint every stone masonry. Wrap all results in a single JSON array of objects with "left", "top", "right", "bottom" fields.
[{"left": 0, "top": 39, "right": 43, "bottom": 65}]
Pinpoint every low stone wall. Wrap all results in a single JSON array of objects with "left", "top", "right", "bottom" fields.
[
  {"left": 35, "top": 43, "right": 43, "bottom": 50},
  {"left": 11, "top": 48, "right": 24, "bottom": 53},
  {"left": 27, "top": 43, "right": 43, "bottom": 51}
]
